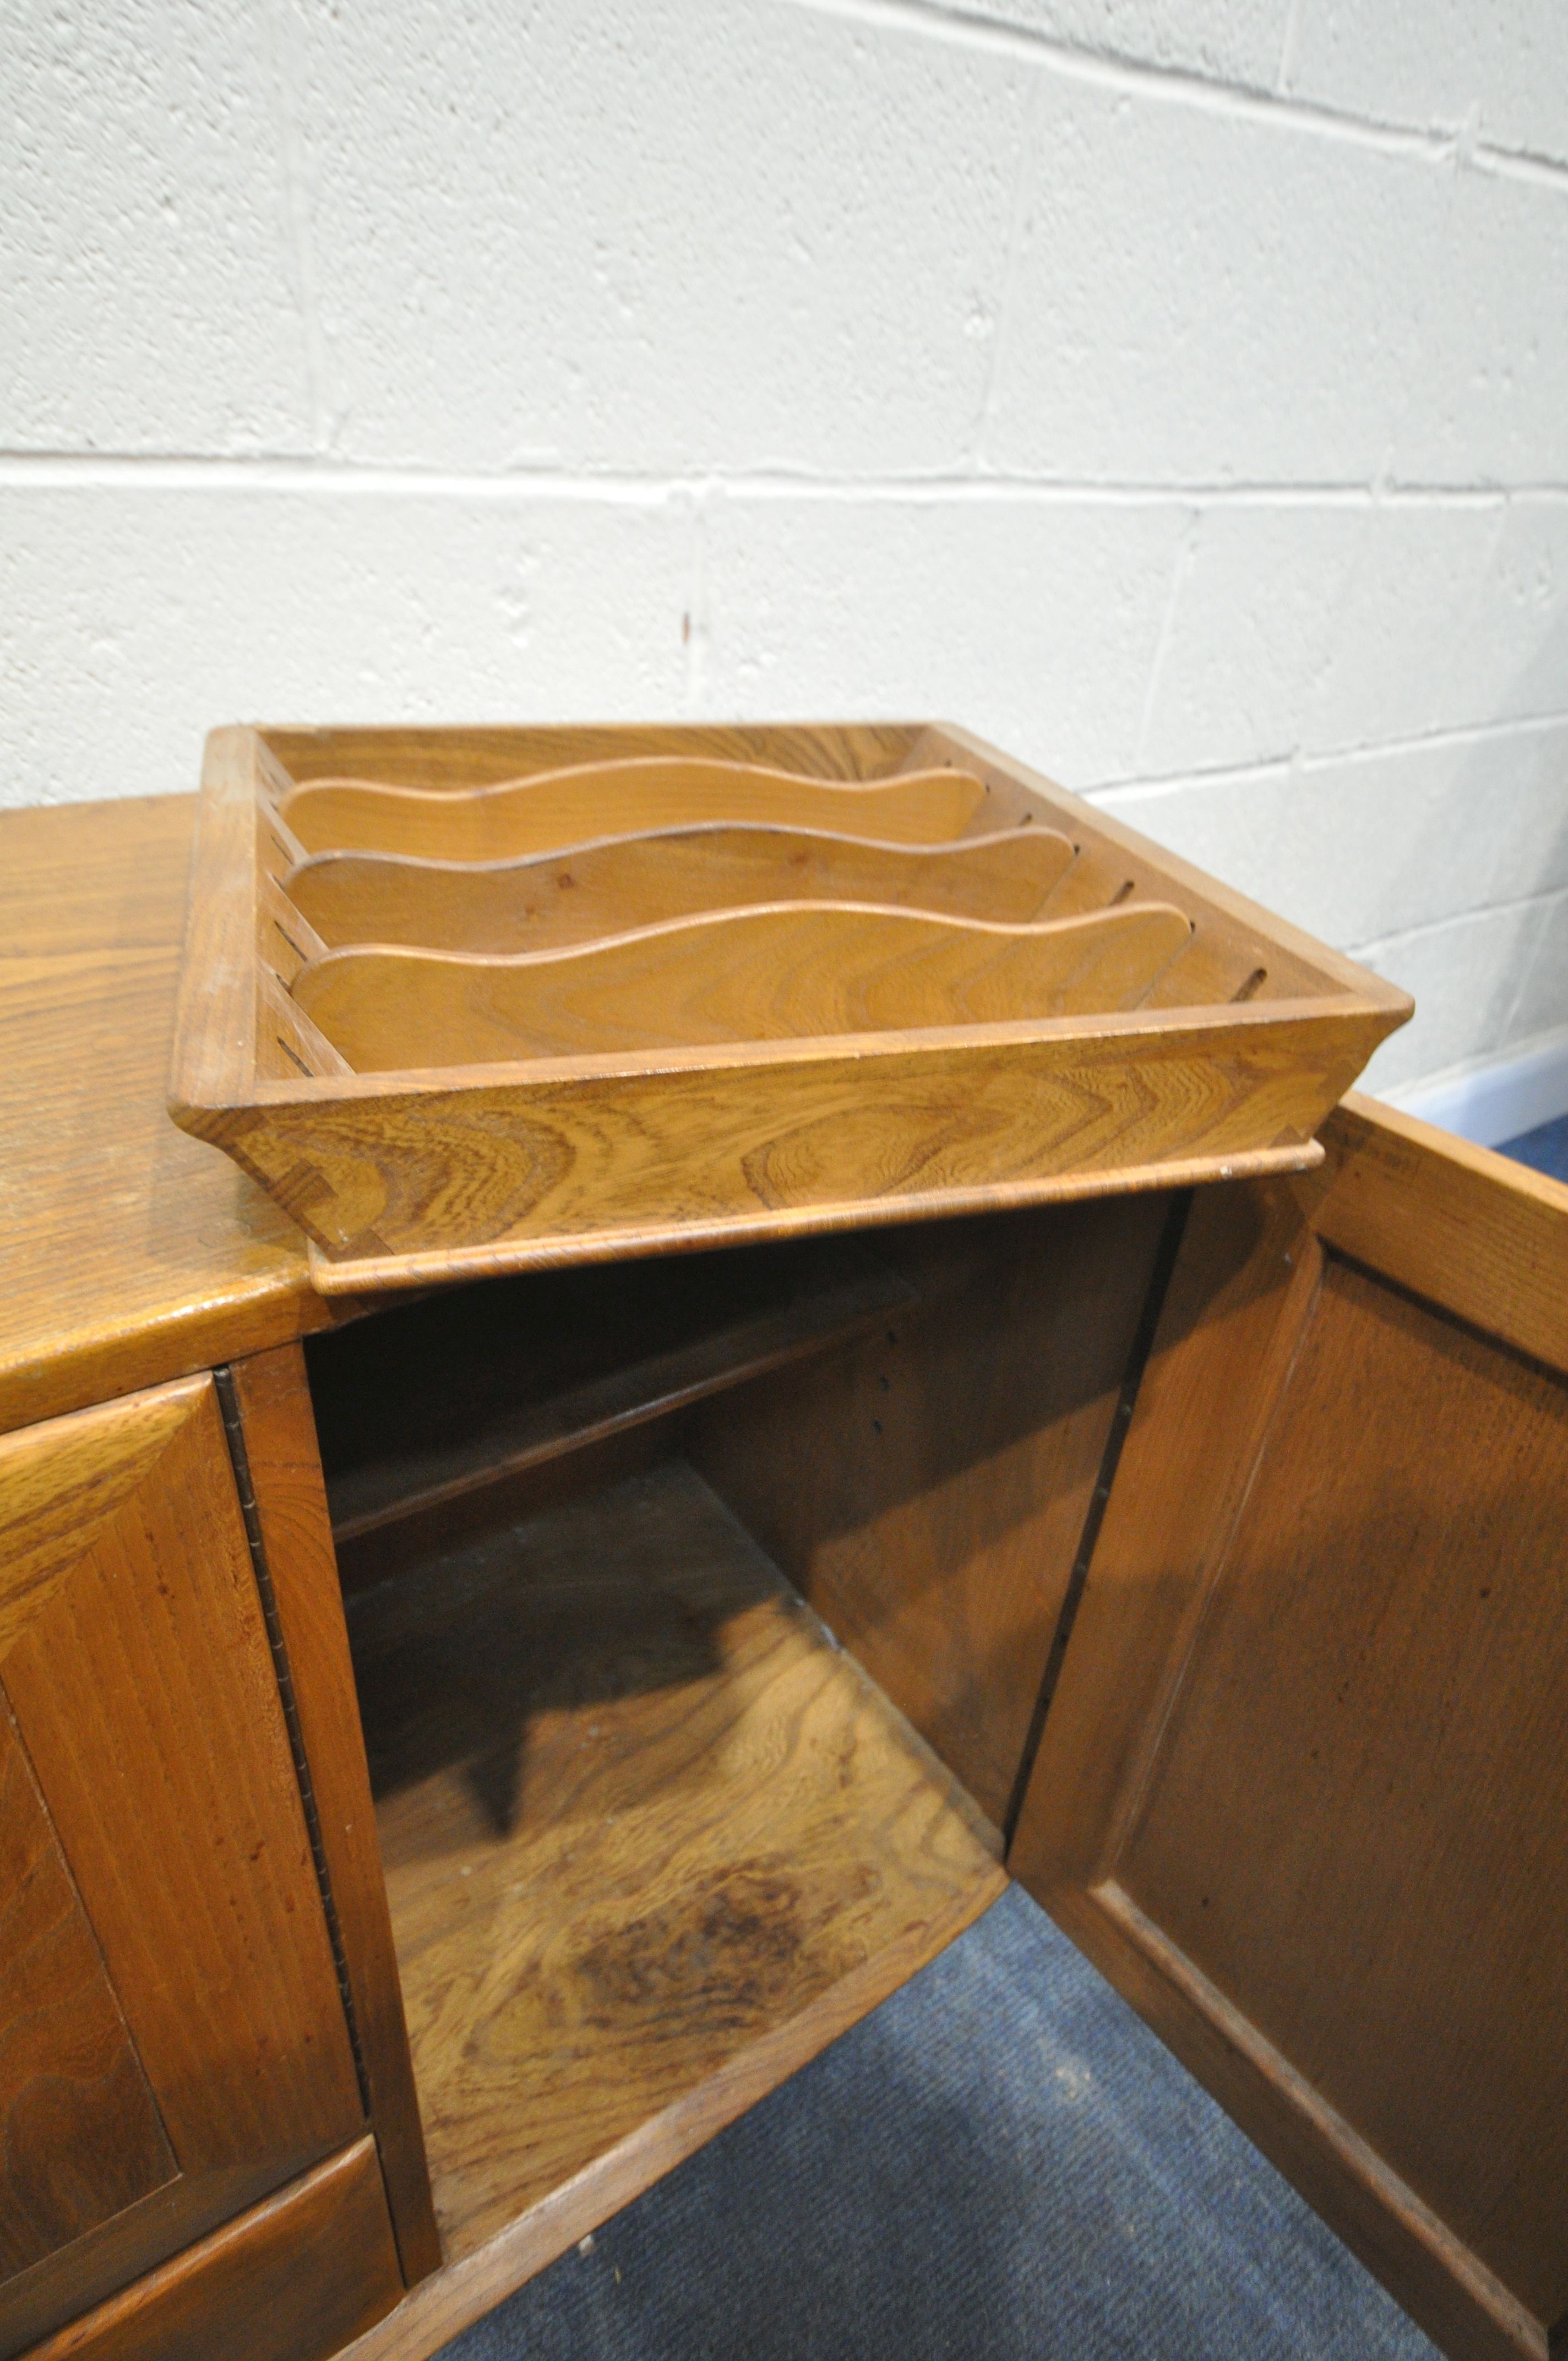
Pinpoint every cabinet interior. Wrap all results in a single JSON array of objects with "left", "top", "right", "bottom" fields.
[{"left": 300, "top": 1214, "right": 1135, "bottom": 2266}]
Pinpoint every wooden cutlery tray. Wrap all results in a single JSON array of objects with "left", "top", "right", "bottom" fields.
[{"left": 168, "top": 722, "right": 1411, "bottom": 1290}]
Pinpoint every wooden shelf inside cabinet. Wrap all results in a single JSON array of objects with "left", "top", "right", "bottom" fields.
[
  {"left": 343, "top": 1455, "right": 1005, "bottom": 2296},
  {"left": 166, "top": 721, "right": 1412, "bottom": 1291},
  {"left": 308, "top": 1232, "right": 916, "bottom": 1585}
]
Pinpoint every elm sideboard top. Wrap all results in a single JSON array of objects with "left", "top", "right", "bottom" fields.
[{"left": 0, "top": 793, "right": 356, "bottom": 1439}]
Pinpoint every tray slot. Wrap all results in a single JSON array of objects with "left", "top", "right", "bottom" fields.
[
  {"left": 279, "top": 757, "right": 993, "bottom": 861},
  {"left": 1140, "top": 907, "right": 1329, "bottom": 1007},
  {"left": 257, "top": 804, "right": 308, "bottom": 890},
  {"left": 258, "top": 875, "right": 328, "bottom": 988},
  {"left": 1033, "top": 839, "right": 1329, "bottom": 1005},
  {"left": 285, "top": 823, "right": 1079, "bottom": 953},
  {"left": 291, "top": 901, "right": 1196, "bottom": 1072},
  {"left": 254, "top": 967, "right": 352, "bottom": 1082},
  {"left": 308, "top": 1236, "right": 914, "bottom": 1581}
]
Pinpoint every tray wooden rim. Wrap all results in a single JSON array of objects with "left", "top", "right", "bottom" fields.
[
  {"left": 166, "top": 720, "right": 1413, "bottom": 1288},
  {"left": 302, "top": 1136, "right": 1327, "bottom": 1295},
  {"left": 187, "top": 990, "right": 1394, "bottom": 1111}
]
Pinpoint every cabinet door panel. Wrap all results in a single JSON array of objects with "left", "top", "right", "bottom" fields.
[
  {"left": 0, "top": 1712, "right": 173, "bottom": 2276},
  {"left": 0, "top": 1376, "right": 364, "bottom": 2357},
  {"left": 1011, "top": 1099, "right": 1568, "bottom": 2361}
]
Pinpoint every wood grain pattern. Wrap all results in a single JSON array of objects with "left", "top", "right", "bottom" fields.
[
  {"left": 333, "top": 1879, "right": 1002, "bottom": 2361},
  {"left": 285, "top": 823, "right": 1078, "bottom": 953},
  {"left": 0, "top": 794, "right": 342, "bottom": 1441},
  {"left": 279, "top": 759, "right": 990, "bottom": 860},
  {"left": 167, "top": 721, "right": 1411, "bottom": 1283},
  {"left": 0, "top": 1385, "right": 194, "bottom": 1666},
  {"left": 213, "top": 1007, "right": 1364, "bottom": 1286},
  {"left": 292, "top": 902, "right": 1196, "bottom": 1070},
  {"left": 346, "top": 1459, "right": 1004, "bottom": 2265},
  {"left": 170, "top": 728, "right": 264, "bottom": 1109},
  {"left": 0, "top": 1376, "right": 366, "bottom": 2355},
  {"left": 1010, "top": 1100, "right": 1568, "bottom": 2361},
  {"left": 0, "top": 1381, "right": 366, "bottom": 2183},
  {"left": 1319, "top": 1091, "right": 1568, "bottom": 1378},
  {"left": 25, "top": 2139, "right": 402, "bottom": 2361},
  {"left": 225, "top": 1345, "right": 442, "bottom": 2287},
  {"left": 0, "top": 1710, "right": 173, "bottom": 2282},
  {"left": 689, "top": 1192, "right": 1172, "bottom": 1829}
]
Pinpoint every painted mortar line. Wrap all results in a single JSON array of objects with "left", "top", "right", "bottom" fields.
[
  {"left": 1085, "top": 759, "right": 1291, "bottom": 803},
  {"left": 1444, "top": 491, "right": 1516, "bottom": 702},
  {"left": 1089, "top": 708, "right": 1568, "bottom": 802},
  {"left": 787, "top": 0, "right": 1568, "bottom": 179},
  {"left": 971, "top": 67, "right": 1043, "bottom": 472},
  {"left": 3, "top": 455, "right": 1566, "bottom": 506},
  {"left": 680, "top": 485, "right": 715, "bottom": 716},
  {"left": 1382, "top": 1022, "right": 1568, "bottom": 1104},
  {"left": 0, "top": 457, "right": 687, "bottom": 503},
  {"left": 1133, "top": 512, "right": 1199, "bottom": 771},
  {"left": 1349, "top": 879, "right": 1568, "bottom": 961},
  {"left": 259, "top": 0, "right": 335, "bottom": 455},
  {"left": 1269, "top": 0, "right": 1568, "bottom": 187},
  {"left": 1498, "top": 888, "right": 1560, "bottom": 1044},
  {"left": 1474, "top": 141, "right": 1568, "bottom": 193},
  {"left": 707, "top": 477, "right": 1568, "bottom": 507}
]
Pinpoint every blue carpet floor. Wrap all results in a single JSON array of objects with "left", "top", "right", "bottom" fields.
[
  {"left": 434, "top": 1885, "right": 1437, "bottom": 2360},
  {"left": 1501, "top": 1112, "right": 1568, "bottom": 1182}
]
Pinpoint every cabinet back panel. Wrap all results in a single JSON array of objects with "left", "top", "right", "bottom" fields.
[{"left": 687, "top": 1192, "right": 1172, "bottom": 1830}]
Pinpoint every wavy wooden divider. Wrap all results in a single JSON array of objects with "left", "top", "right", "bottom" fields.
[
  {"left": 265, "top": 720, "right": 922, "bottom": 792},
  {"left": 285, "top": 824, "right": 1078, "bottom": 953},
  {"left": 291, "top": 901, "right": 1195, "bottom": 1072},
  {"left": 280, "top": 759, "right": 991, "bottom": 861}
]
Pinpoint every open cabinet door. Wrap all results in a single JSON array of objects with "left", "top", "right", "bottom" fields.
[{"left": 1010, "top": 1095, "right": 1568, "bottom": 2361}]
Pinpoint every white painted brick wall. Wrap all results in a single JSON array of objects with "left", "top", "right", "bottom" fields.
[{"left": 4, "top": 0, "right": 1566, "bottom": 1101}]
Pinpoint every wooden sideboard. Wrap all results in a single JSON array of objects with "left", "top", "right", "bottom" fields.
[{"left": 2, "top": 795, "right": 1564, "bottom": 2361}]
